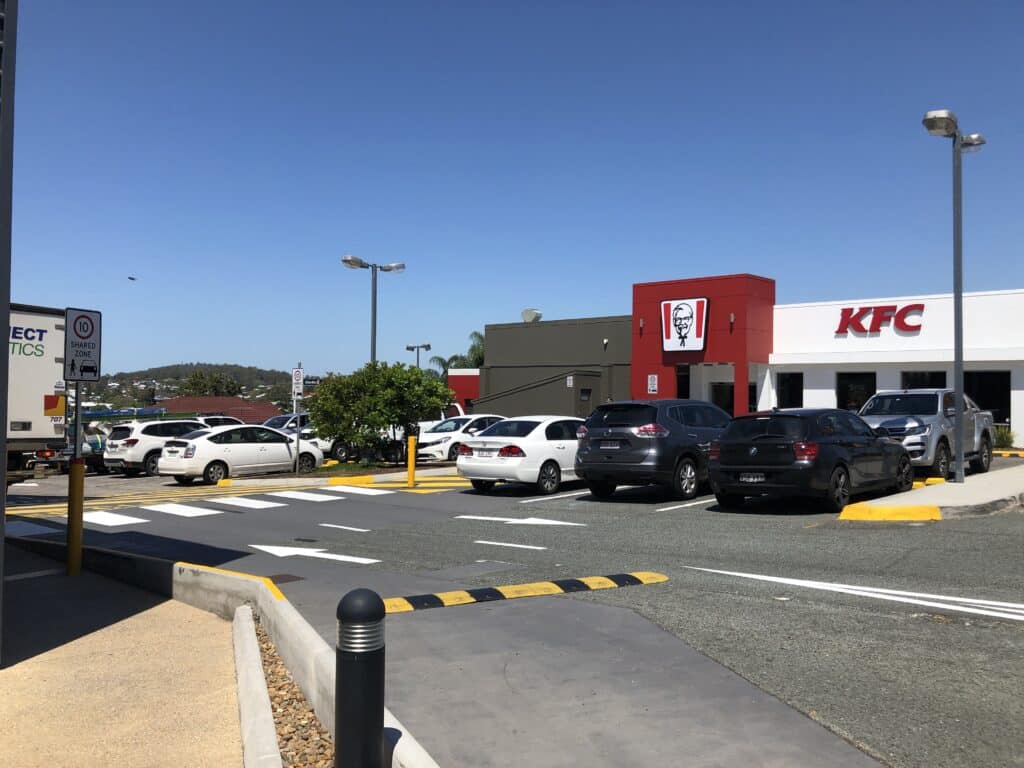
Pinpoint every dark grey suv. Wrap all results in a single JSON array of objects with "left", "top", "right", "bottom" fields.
[{"left": 575, "top": 399, "right": 731, "bottom": 500}]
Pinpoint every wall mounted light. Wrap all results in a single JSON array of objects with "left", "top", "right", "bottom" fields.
[{"left": 729, "top": 312, "right": 736, "bottom": 333}]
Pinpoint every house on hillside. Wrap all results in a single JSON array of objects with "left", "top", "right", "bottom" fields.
[{"left": 157, "top": 396, "right": 281, "bottom": 424}]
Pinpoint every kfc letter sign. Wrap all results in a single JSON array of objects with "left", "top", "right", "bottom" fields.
[{"left": 835, "top": 304, "right": 924, "bottom": 335}]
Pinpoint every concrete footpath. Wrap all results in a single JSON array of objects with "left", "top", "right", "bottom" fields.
[{"left": 0, "top": 542, "right": 242, "bottom": 768}]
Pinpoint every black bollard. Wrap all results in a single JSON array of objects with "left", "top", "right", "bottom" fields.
[{"left": 336, "top": 588, "right": 385, "bottom": 768}]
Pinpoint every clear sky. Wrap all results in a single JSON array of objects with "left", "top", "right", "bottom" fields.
[{"left": 11, "top": 1, "right": 1024, "bottom": 375}]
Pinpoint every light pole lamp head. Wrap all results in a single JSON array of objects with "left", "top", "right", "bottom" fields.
[
  {"left": 380, "top": 262, "right": 406, "bottom": 273},
  {"left": 342, "top": 254, "right": 369, "bottom": 269},
  {"left": 405, "top": 345, "right": 415, "bottom": 352},
  {"left": 960, "top": 132, "right": 987, "bottom": 154},
  {"left": 423, "top": 343, "right": 431, "bottom": 351},
  {"left": 922, "top": 109, "right": 959, "bottom": 137}
]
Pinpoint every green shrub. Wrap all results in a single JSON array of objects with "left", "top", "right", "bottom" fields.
[{"left": 993, "top": 425, "right": 1015, "bottom": 450}]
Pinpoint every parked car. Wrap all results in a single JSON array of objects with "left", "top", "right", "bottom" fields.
[
  {"left": 456, "top": 415, "right": 584, "bottom": 494},
  {"left": 416, "top": 403, "right": 467, "bottom": 435},
  {"left": 574, "top": 399, "right": 731, "bottom": 500},
  {"left": 417, "top": 414, "right": 505, "bottom": 461},
  {"left": 104, "top": 419, "right": 208, "bottom": 476},
  {"left": 59, "top": 424, "right": 110, "bottom": 474},
  {"left": 196, "top": 415, "right": 245, "bottom": 428},
  {"left": 298, "top": 426, "right": 357, "bottom": 463},
  {"left": 858, "top": 389, "right": 993, "bottom": 477},
  {"left": 157, "top": 425, "right": 324, "bottom": 484},
  {"left": 709, "top": 408, "right": 913, "bottom": 513},
  {"left": 263, "top": 413, "right": 310, "bottom": 432}
]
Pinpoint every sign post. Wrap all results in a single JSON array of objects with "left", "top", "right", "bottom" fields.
[
  {"left": 63, "top": 307, "right": 102, "bottom": 576},
  {"left": 292, "top": 364, "right": 303, "bottom": 476}
]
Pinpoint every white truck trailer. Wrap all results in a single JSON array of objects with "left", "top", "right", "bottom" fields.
[{"left": 6, "top": 303, "right": 66, "bottom": 485}]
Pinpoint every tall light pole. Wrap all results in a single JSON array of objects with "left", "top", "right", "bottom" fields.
[
  {"left": 405, "top": 343, "right": 431, "bottom": 368},
  {"left": 341, "top": 255, "right": 405, "bottom": 364},
  {"left": 922, "top": 109, "right": 986, "bottom": 484}
]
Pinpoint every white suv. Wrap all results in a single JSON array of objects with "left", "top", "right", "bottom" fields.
[{"left": 104, "top": 419, "right": 208, "bottom": 476}]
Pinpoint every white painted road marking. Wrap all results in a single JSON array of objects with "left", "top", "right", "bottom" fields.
[
  {"left": 208, "top": 496, "right": 287, "bottom": 509},
  {"left": 474, "top": 540, "right": 547, "bottom": 551},
  {"left": 9, "top": 482, "right": 39, "bottom": 487},
  {"left": 4, "top": 568, "right": 64, "bottom": 582},
  {"left": 456, "top": 515, "right": 585, "bottom": 527},
  {"left": 656, "top": 499, "right": 714, "bottom": 512},
  {"left": 685, "top": 566, "right": 1024, "bottom": 622},
  {"left": 249, "top": 544, "right": 380, "bottom": 565},
  {"left": 323, "top": 485, "right": 394, "bottom": 496},
  {"left": 141, "top": 503, "right": 223, "bottom": 518},
  {"left": 266, "top": 490, "right": 344, "bottom": 502},
  {"left": 319, "top": 523, "right": 371, "bottom": 533},
  {"left": 82, "top": 511, "right": 149, "bottom": 527},
  {"left": 5, "top": 520, "right": 61, "bottom": 537},
  {"left": 519, "top": 490, "right": 590, "bottom": 504}
]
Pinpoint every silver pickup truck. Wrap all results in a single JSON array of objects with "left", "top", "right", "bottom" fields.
[{"left": 859, "top": 388, "right": 993, "bottom": 477}]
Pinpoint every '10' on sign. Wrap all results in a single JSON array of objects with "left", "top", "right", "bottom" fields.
[{"left": 64, "top": 307, "right": 102, "bottom": 382}]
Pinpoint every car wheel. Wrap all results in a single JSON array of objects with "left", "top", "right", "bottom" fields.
[
  {"left": 447, "top": 443, "right": 460, "bottom": 462},
  {"left": 715, "top": 493, "right": 744, "bottom": 510},
  {"left": 174, "top": 475, "right": 193, "bottom": 486},
  {"left": 143, "top": 451, "right": 161, "bottom": 477},
  {"left": 671, "top": 457, "right": 699, "bottom": 500},
  {"left": 471, "top": 479, "right": 496, "bottom": 493},
  {"left": 894, "top": 455, "right": 914, "bottom": 492},
  {"left": 297, "top": 453, "right": 316, "bottom": 473},
  {"left": 331, "top": 442, "right": 349, "bottom": 462},
  {"left": 970, "top": 435, "right": 992, "bottom": 474},
  {"left": 203, "top": 461, "right": 228, "bottom": 485},
  {"left": 931, "top": 441, "right": 951, "bottom": 478},
  {"left": 587, "top": 480, "right": 617, "bottom": 499},
  {"left": 537, "top": 461, "right": 561, "bottom": 495},
  {"left": 823, "top": 465, "right": 851, "bottom": 513}
]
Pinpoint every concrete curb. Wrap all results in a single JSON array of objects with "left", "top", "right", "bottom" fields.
[
  {"left": 940, "top": 492, "right": 1024, "bottom": 519},
  {"left": 6, "top": 537, "right": 440, "bottom": 768},
  {"left": 840, "top": 492, "right": 1024, "bottom": 522},
  {"left": 233, "top": 605, "right": 283, "bottom": 768}
]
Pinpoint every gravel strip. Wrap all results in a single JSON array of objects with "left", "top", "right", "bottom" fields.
[{"left": 255, "top": 618, "right": 335, "bottom": 768}]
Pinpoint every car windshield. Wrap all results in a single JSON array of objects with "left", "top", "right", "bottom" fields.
[
  {"left": 723, "top": 415, "right": 808, "bottom": 441},
  {"left": 181, "top": 430, "right": 210, "bottom": 440},
  {"left": 586, "top": 404, "right": 657, "bottom": 428},
  {"left": 427, "top": 417, "right": 470, "bottom": 433},
  {"left": 480, "top": 420, "right": 540, "bottom": 438},
  {"left": 860, "top": 394, "right": 939, "bottom": 417},
  {"left": 263, "top": 416, "right": 290, "bottom": 429}
]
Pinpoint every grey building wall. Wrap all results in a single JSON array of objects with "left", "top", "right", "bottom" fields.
[{"left": 476, "top": 316, "right": 632, "bottom": 417}]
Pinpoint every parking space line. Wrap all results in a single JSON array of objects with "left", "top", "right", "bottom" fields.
[
  {"left": 319, "top": 523, "right": 370, "bottom": 532},
  {"left": 656, "top": 499, "right": 715, "bottom": 512},
  {"left": 474, "top": 540, "right": 547, "bottom": 551},
  {"left": 519, "top": 490, "right": 590, "bottom": 504}
]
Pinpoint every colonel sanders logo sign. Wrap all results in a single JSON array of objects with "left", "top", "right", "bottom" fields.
[{"left": 661, "top": 298, "right": 708, "bottom": 351}]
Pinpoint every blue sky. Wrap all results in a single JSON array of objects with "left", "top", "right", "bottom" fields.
[{"left": 11, "top": 1, "right": 1024, "bottom": 375}]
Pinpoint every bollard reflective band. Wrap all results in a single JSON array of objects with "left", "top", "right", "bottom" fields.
[{"left": 338, "top": 619, "right": 384, "bottom": 652}]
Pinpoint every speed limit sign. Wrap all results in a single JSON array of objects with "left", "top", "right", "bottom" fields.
[
  {"left": 64, "top": 308, "right": 102, "bottom": 382},
  {"left": 292, "top": 367, "right": 304, "bottom": 397}
]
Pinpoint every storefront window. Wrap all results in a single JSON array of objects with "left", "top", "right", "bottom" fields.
[
  {"left": 901, "top": 371, "right": 946, "bottom": 389},
  {"left": 777, "top": 372, "right": 803, "bottom": 408},
  {"left": 965, "top": 371, "right": 1011, "bottom": 425},
  {"left": 836, "top": 372, "right": 876, "bottom": 412}
]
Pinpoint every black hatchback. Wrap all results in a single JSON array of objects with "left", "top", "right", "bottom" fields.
[
  {"left": 575, "top": 399, "right": 731, "bottom": 500},
  {"left": 708, "top": 408, "right": 913, "bottom": 513}
]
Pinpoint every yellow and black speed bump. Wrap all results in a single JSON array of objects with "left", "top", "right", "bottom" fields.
[{"left": 384, "top": 571, "right": 667, "bottom": 614}]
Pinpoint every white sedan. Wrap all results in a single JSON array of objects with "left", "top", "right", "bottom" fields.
[
  {"left": 157, "top": 424, "right": 324, "bottom": 485},
  {"left": 417, "top": 414, "right": 505, "bottom": 461},
  {"left": 455, "top": 415, "right": 584, "bottom": 494}
]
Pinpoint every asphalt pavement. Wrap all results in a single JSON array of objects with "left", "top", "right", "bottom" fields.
[{"left": 5, "top": 462, "right": 1022, "bottom": 767}]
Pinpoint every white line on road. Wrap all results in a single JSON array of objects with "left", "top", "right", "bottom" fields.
[
  {"left": 474, "top": 540, "right": 547, "bottom": 551},
  {"left": 322, "top": 485, "right": 394, "bottom": 496},
  {"left": 249, "top": 544, "right": 380, "bottom": 565},
  {"left": 141, "top": 503, "right": 223, "bottom": 518},
  {"left": 4, "top": 568, "right": 64, "bottom": 582},
  {"left": 456, "top": 515, "right": 585, "bottom": 527},
  {"left": 82, "top": 511, "right": 149, "bottom": 527},
  {"left": 519, "top": 490, "right": 590, "bottom": 504},
  {"left": 319, "top": 523, "right": 370, "bottom": 533},
  {"left": 656, "top": 499, "right": 715, "bottom": 512},
  {"left": 208, "top": 496, "right": 287, "bottom": 509},
  {"left": 266, "top": 491, "right": 345, "bottom": 502},
  {"left": 9, "top": 482, "right": 38, "bottom": 487},
  {"left": 685, "top": 566, "right": 1024, "bottom": 622}
]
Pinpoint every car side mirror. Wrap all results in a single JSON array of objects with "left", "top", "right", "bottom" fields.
[{"left": 944, "top": 407, "right": 956, "bottom": 418}]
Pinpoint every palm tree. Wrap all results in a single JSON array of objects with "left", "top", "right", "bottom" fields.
[
  {"left": 466, "top": 330, "right": 485, "bottom": 368},
  {"left": 429, "top": 354, "right": 469, "bottom": 385}
]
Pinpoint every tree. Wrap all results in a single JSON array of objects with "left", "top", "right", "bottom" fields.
[
  {"left": 467, "top": 330, "right": 485, "bottom": 367},
  {"left": 308, "top": 362, "right": 453, "bottom": 459},
  {"left": 180, "top": 370, "right": 241, "bottom": 397},
  {"left": 428, "top": 354, "right": 468, "bottom": 385}
]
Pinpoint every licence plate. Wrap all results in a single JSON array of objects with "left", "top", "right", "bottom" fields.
[
  {"left": 600, "top": 441, "right": 619, "bottom": 449},
  {"left": 476, "top": 449, "right": 496, "bottom": 457},
  {"left": 740, "top": 472, "right": 765, "bottom": 483},
  {"left": 165, "top": 449, "right": 179, "bottom": 456}
]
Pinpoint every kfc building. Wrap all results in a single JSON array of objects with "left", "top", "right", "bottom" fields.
[{"left": 459, "top": 274, "right": 1023, "bottom": 428}]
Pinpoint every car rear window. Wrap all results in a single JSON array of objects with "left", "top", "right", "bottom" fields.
[
  {"left": 480, "top": 420, "right": 540, "bottom": 438},
  {"left": 109, "top": 426, "right": 133, "bottom": 440},
  {"left": 860, "top": 394, "right": 939, "bottom": 417},
  {"left": 723, "top": 415, "right": 808, "bottom": 440},
  {"left": 181, "top": 430, "right": 210, "bottom": 440},
  {"left": 586, "top": 404, "right": 657, "bottom": 428}
]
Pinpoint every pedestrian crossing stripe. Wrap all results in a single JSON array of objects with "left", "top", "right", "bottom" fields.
[
  {"left": 383, "top": 571, "right": 669, "bottom": 614},
  {"left": 141, "top": 502, "right": 224, "bottom": 518}
]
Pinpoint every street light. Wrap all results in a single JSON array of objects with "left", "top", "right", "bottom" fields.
[
  {"left": 922, "top": 109, "right": 986, "bottom": 483},
  {"left": 341, "top": 254, "right": 406, "bottom": 364},
  {"left": 405, "top": 342, "right": 431, "bottom": 368}
]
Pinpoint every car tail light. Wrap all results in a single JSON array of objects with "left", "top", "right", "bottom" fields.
[
  {"left": 498, "top": 445, "right": 526, "bottom": 458},
  {"left": 632, "top": 423, "right": 670, "bottom": 438},
  {"left": 37, "top": 449, "right": 56, "bottom": 459},
  {"left": 793, "top": 441, "right": 819, "bottom": 462},
  {"left": 709, "top": 441, "right": 720, "bottom": 461},
  {"left": 124, "top": 438, "right": 139, "bottom": 447},
  {"left": 457, "top": 444, "right": 473, "bottom": 457},
  {"left": 576, "top": 425, "right": 588, "bottom": 440},
  {"left": 184, "top": 444, "right": 196, "bottom": 459}
]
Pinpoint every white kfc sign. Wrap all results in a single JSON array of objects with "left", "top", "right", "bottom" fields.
[{"left": 661, "top": 298, "right": 708, "bottom": 351}]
